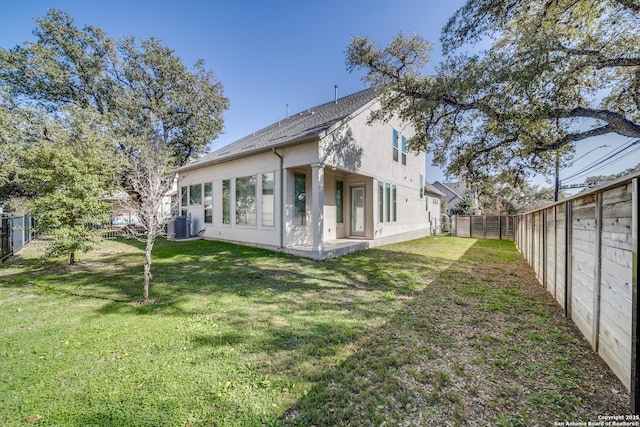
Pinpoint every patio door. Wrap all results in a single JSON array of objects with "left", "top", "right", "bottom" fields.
[{"left": 351, "top": 187, "right": 365, "bottom": 237}]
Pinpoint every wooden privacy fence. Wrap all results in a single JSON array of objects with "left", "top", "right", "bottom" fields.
[
  {"left": 452, "top": 215, "right": 516, "bottom": 240},
  {"left": 515, "top": 172, "right": 640, "bottom": 411}
]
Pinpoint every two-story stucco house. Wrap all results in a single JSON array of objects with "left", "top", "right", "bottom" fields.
[{"left": 175, "top": 88, "right": 431, "bottom": 259}]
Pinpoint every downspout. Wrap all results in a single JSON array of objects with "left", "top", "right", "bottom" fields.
[{"left": 272, "top": 147, "right": 284, "bottom": 249}]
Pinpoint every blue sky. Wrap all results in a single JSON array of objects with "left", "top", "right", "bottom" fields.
[{"left": 1, "top": 0, "right": 637, "bottom": 190}]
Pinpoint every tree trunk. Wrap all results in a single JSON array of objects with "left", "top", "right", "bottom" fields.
[
  {"left": 68, "top": 251, "right": 75, "bottom": 265},
  {"left": 143, "top": 235, "right": 154, "bottom": 302}
]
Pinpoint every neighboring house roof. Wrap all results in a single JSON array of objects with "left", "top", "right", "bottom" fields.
[
  {"left": 423, "top": 182, "right": 445, "bottom": 197},
  {"left": 443, "top": 181, "right": 467, "bottom": 197},
  {"left": 179, "top": 87, "right": 379, "bottom": 172},
  {"left": 432, "top": 181, "right": 463, "bottom": 203}
]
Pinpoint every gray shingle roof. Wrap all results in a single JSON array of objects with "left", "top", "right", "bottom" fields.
[
  {"left": 432, "top": 181, "right": 462, "bottom": 202},
  {"left": 423, "top": 182, "right": 445, "bottom": 197},
  {"left": 180, "top": 87, "right": 378, "bottom": 171}
]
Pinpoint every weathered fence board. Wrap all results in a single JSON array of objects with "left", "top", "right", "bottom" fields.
[
  {"left": 536, "top": 211, "right": 544, "bottom": 283},
  {"left": 516, "top": 171, "right": 640, "bottom": 411},
  {"left": 545, "top": 207, "right": 556, "bottom": 295},
  {"left": 453, "top": 215, "right": 516, "bottom": 240}
]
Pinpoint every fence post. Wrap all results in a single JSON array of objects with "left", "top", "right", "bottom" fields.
[
  {"left": 543, "top": 209, "right": 547, "bottom": 289},
  {"left": 565, "top": 200, "right": 573, "bottom": 319},
  {"left": 632, "top": 177, "right": 639, "bottom": 413},
  {"left": 554, "top": 205, "right": 558, "bottom": 300},
  {"left": 592, "top": 191, "right": 603, "bottom": 352}
]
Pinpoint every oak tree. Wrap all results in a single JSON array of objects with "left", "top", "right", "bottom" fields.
[
  {"left": 346, "top": 0, "right": 640, "bottom": 192},
  {"left": 1, "top": 10, "right": 229, "bottom": 299}
]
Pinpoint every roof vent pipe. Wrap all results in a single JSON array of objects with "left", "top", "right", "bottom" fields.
[
  {"left": 286, "top": 104, "right": 289, "bottom": 119},
  {"left": 334, "top": 85, "right": 338, "bottom": 103}
]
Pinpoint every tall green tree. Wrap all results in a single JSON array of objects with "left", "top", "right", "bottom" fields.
[
  {"left": 115, "top": 36, "right": 228, "bottom": 302},
  {"left": 11, "top": 106, "right": 120, "bottom": 264},
  {"left": 449, "top": 189, "right": 479, "bottom": 216},
  {"left": 346, "top": 0, "right": 640, "bottom": 192},
  {"left": 1, "top": 10, "right": 229, "bottom": 299}
]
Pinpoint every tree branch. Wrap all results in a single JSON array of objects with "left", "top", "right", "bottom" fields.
[
  {"left": 614, "top": 0, "right": 640, "bottom": 13},
  {"left": 550, "top": 107, "right": 640, "bottom": 137},
  {"left": 544, "top": 124, "right": 614, "bottom": 151}
]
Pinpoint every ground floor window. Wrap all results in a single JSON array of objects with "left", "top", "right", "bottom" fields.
[
  {"left": 294, "top": 173, "right": 306, "bottom": 226},
  {"left": 336, "top": 180, "right": 343, "bottom": 224},
  {"left": 385, "top": 183, "right": 391, "bottom": 222},
  {"left": 204, "top": 182, "right": 213, "bottom": 223},
  {"left": 222, "top": 179, "right": 231, "bottom": 224},
  {"left": 180, "top": 186, "right": 188, "bottom": 216},
  {"left": 189, "top": 184, "right": 202, "bottom": 206},
  {"left": 236, "top": 175, "right": 256, "bottom": 226},
  {"left": 378, "top": 181, "right": 384, "bottom": 223},
  {"left": 378, "top": 181, "right": 397, "bottom": 223},
  {"left": 262, "top": 172, "right": 274, "bottom": 227},
  {"left": 392, "top": 184, "right": 397, "bottom": 222}
]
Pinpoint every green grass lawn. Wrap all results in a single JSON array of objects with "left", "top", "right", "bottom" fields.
[{"left": 0, "top": 236, "right": 628, "bottom": 426}]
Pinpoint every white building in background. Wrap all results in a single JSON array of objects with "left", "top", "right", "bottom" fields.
[{"left": 176, "top": 88, "right": 432, "bottom": 259}]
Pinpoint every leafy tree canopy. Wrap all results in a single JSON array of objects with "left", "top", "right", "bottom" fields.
[
  {"left": 0, "top": 9, "right": 229, "bottom": 168},
  {"left": 10, "top": 105, "right": 120, "bottom": 263},
  {"left": 449, "top": 188, "right": 479, "bottom": 216},
  {"left": 346, "top": 0, "right": 640, "bottom": 193},
  {"left": 1, "top": 9, "right": 229, "bottom": 272}
]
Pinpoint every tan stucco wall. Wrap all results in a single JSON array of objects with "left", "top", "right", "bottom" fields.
[
  {"left": 177, "top": 99, "right": 431, "bottom": 250},
  {"left": 320, "top": 100, "right": 430, "bottom": 241}
]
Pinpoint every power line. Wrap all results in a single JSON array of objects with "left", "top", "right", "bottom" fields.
[
  {"left": 563, "top": 144, "right": 640, "bottom": 183},
  {"left": 560, "top": 144, "right": 610, "bottom": 171},
  {"left": 561, "top": 139, "right": 640, "bottom": 182},
  {"left": 562, "top": 139, "right": 636, "bottom": 181}
]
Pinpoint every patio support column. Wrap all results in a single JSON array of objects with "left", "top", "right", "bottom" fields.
[{"left": 311, "top": 163, "right": 325, "bottom": 252}]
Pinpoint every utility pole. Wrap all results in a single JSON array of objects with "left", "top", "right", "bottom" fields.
[{"left": 554, "top": 151, "right": 560, "bottom": 202}]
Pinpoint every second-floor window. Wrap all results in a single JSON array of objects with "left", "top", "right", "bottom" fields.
[
  {"left": 401, "top": 135, "right": 407, "bottom": 165},
  {"left": 392, "top": 129, "right": 399, "bottom": 162}
]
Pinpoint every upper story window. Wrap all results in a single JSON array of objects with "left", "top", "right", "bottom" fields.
[
  {"left": 392, "top": 129, "right": 399, "bottom": 162},
  {"left": 392, "top": 128, "right": 407, "bottom": 166},
  {"left": 401, "top": 135, "right": 407, "bottom": 165}
]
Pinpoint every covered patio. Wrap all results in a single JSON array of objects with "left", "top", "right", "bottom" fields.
[{"left": 283, "top": 238, "right": 370, "bottom": 260}]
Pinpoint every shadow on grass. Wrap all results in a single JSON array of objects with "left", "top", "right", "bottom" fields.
[
  {"left": 1, "top": 237, "right": 627, "bottom": 425},
  {"left": 279, "top": 239, "right": 629, "bottom": 426}
]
